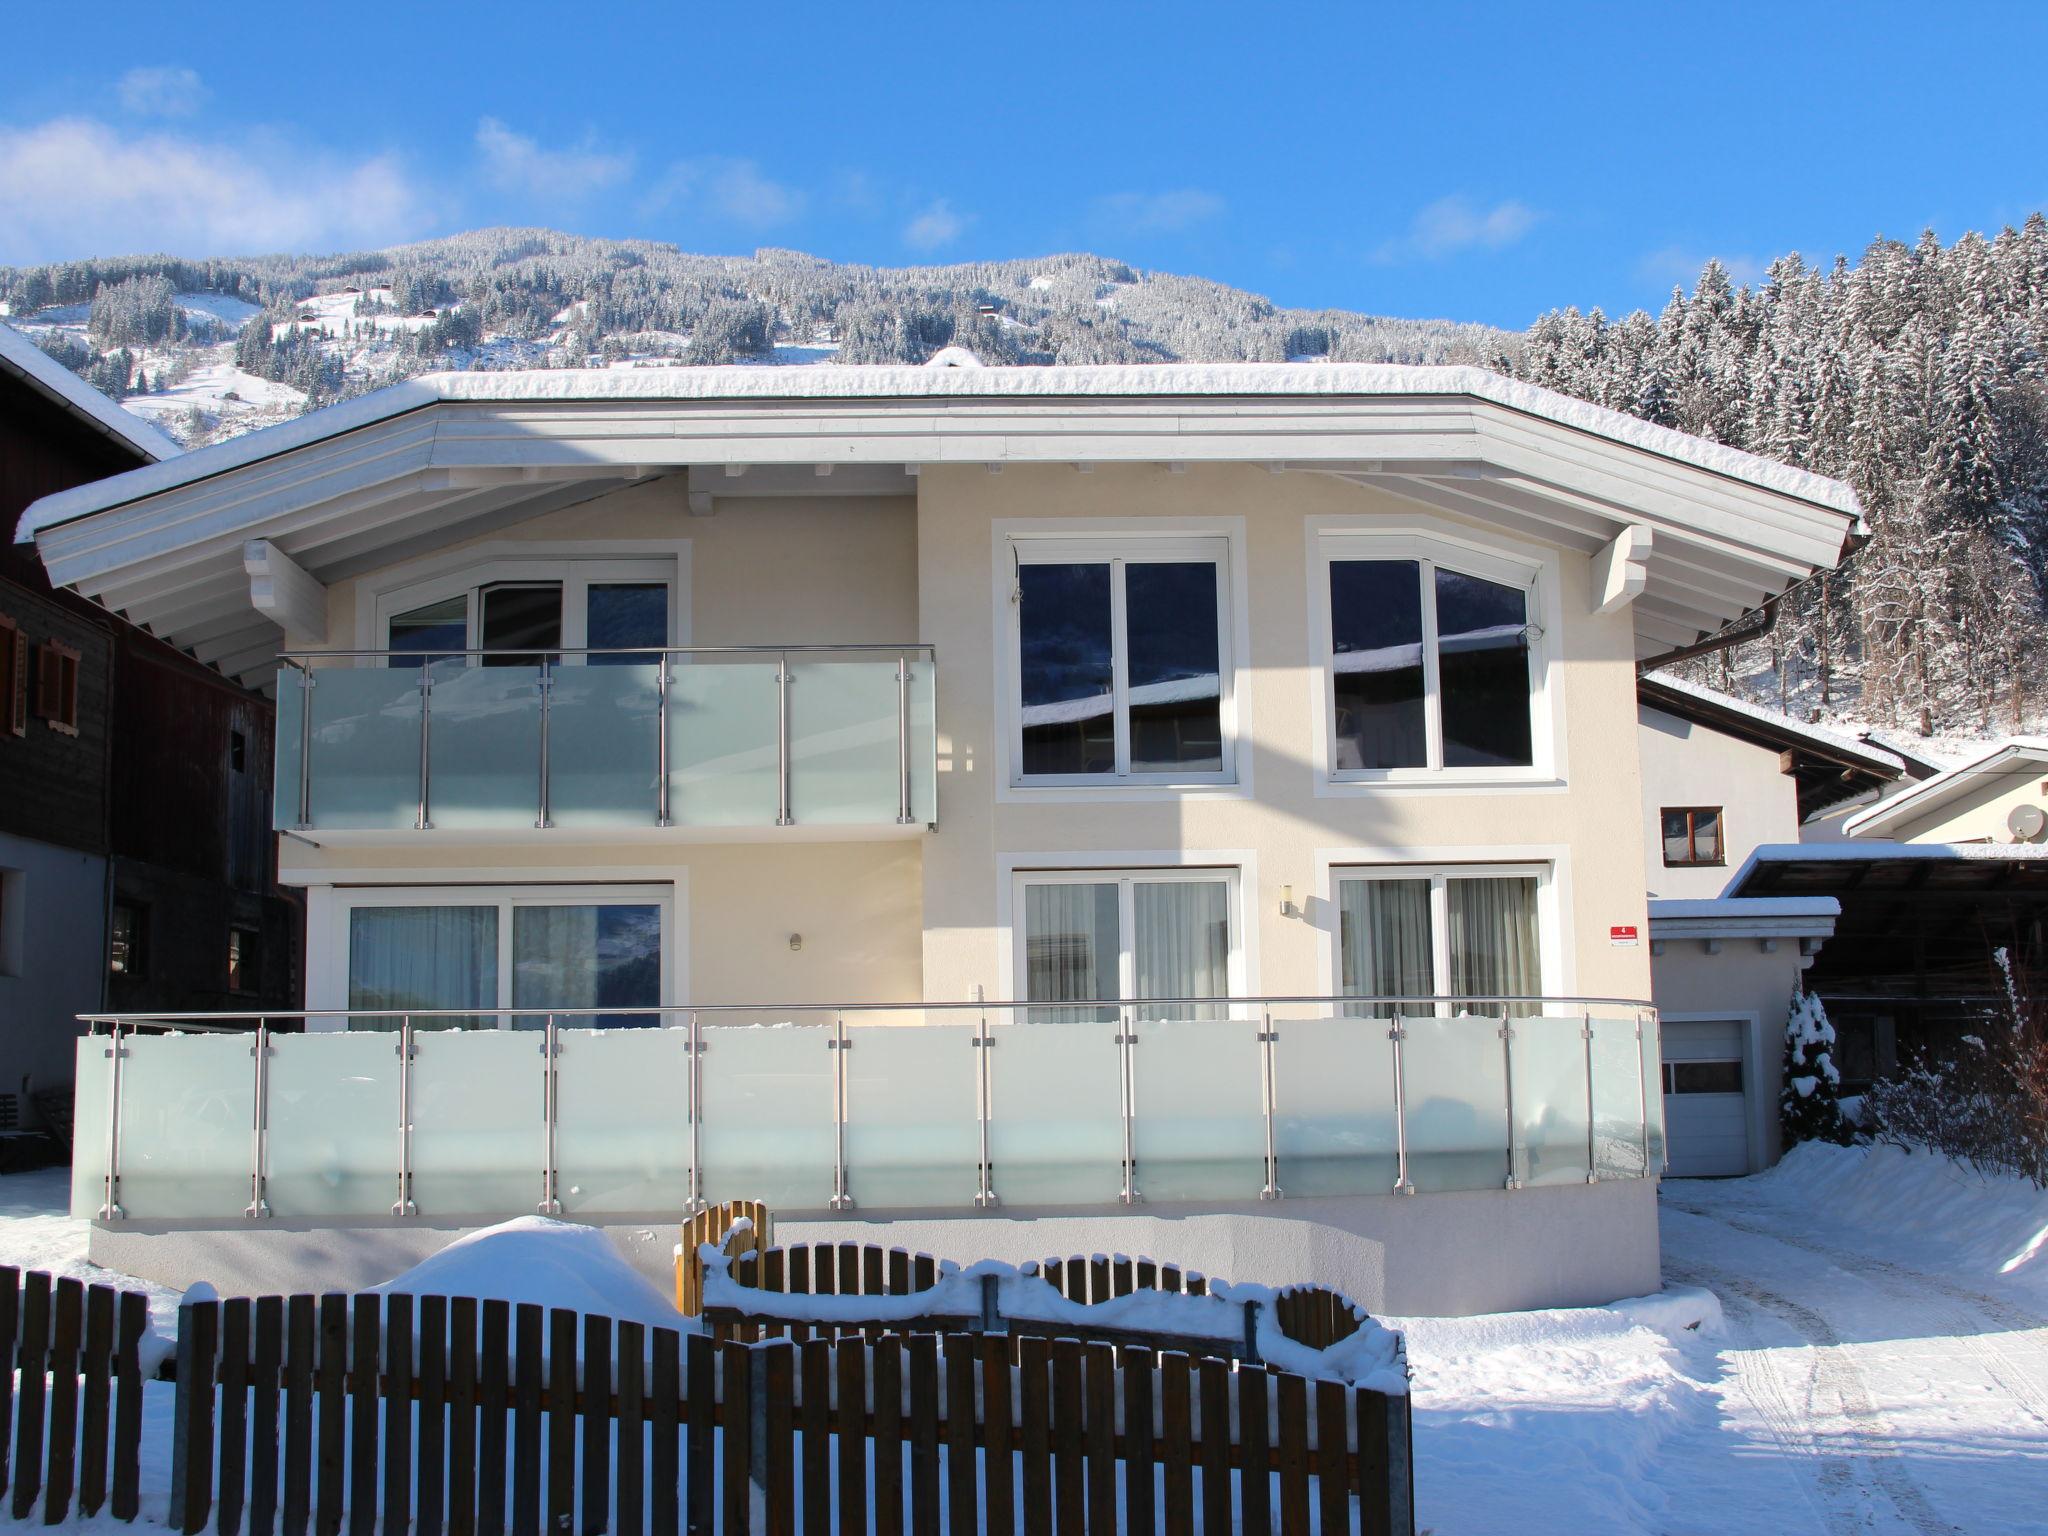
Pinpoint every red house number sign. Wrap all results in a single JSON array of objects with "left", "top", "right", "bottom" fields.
[{"left": 1609, "top": 925, "right": 1640, "bottom": 946}]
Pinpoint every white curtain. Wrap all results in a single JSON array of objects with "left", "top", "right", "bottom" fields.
[
  {"left": 512, "top": 905, "right": 602, "bottom": 1015},
  {"left": 1339, "top": 878, "right": 1433, "bottom": 1018},
  {"left": 1447, "top": 877, "right": 1541, "bottom": 1006},
  {"left": 348, "top": 906, "right": 497, "bottom": 1029},
  {"left": 1023, "top": 882, "right": 1119, "bottom": 1022},
  {"left": 1133, "top": 880, "right": 1230, "bottom": 1021}
]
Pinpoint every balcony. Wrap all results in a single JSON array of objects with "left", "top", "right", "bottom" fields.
[
  {"left": 71, "top": 996, "right": 1664, "bottom": 1223},
  {"left": 273, "top": 645, "right": 936, "bottom": 837}
]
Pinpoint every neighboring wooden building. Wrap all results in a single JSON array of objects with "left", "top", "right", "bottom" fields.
[{"left": 1, "top": 323, "right": 299, "bottom": 1131}]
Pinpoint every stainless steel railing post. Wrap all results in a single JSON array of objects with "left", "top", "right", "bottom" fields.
[
  {"left": 686, "top": 1009, "right": 705, "bottom": 1214},
  {"left": 245, "top": 1023, "right": 271, "bottom": 1218},
  {"left": 1583, "top": 1010, "right": 1599, "bottom": 1184},
  {"left": 1390, "top": 1018, "right": 1413, "bottom": 1195},
  {"left": 973, "top": 997, "right": 996, "bottom": 1208},
  {"left": 99, "top": 1024, "right": 126, "bottom": 1220},
  {"left": 294, "top": 665, "right": 314, "bottom": 829},
  {"left": 393, "top": 1019, "right": 417, "bottom": 1216},
  {"left": 538, "top": 1018, "right": 561, "bottom": 1215},
  {"left": 1258, "top": 1006, "right": 1281, "bottom": 1201},
  {"left": 1500, "top": 1006, "right": 1521, "bottom": 1190},
  {"left": 829, "top": 1010, "right": 854, "bottom": 1211},
  {"left": 1118, "top": 1003, "right": 1139, "bottom": 1205},
  {"left": 535, "top": 658, "right": 552, "bottom": 830},
  {"left": 415, "top": 663, "right": 434, "bottom": 830},
  {"left": 895, "top": 655, "right": 914, "bottom": 825},
  {"left": 656, "top": 653, "right": 671, "bottom": 827},
  {"left": 775, "top": 653, "right": 793, "bottom": 827}
]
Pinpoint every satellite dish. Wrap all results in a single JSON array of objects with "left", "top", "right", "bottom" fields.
[{"left": 2009, "top": 803, "right": 2046, "bottom": 842}]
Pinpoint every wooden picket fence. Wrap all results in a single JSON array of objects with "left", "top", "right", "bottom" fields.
[
  {"left": 3, "top": 1266, "right": 153, "bottom": 1524},
  {"left": 674, "top": 1201, "right": 773, "bottom": 1317},
  {"left": 167, "top": 1286, "right": 1414, "bottom": 1536}
]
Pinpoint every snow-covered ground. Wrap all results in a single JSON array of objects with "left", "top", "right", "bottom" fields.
[{"left": 5, "top": 1145, "right": 2046, "bottom": 1533}]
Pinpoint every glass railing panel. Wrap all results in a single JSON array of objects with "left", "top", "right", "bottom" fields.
[
  {"left": 305, "top": 666, "right": 424, "bottom": 829},
  {"left": 273, "top": 673, "right": 305, "bottom": 830},
  {"left": 985, "top": 1015, "right": 1126, "bottom": 1206},
  {"left": 266, "top": 1032, "right": 401, "bottom": 1218},
  {"left": 548, "top": 663, "right": 661, "bottom": 827},
  {"left": 410, "top": 1029, "right": 543, "bottom": 1218},
  {"left": 1590, "top": 1011, "right": 1650, "bottom": 1179},
  {"left": 1510, "top": 1010, "right": 1593, "bottom": 1187},
  {"left": 787, "top": 661, "right": 901, "bottom": 824},
  {"left": 1401, "top": 1011, "right": 1511, "bottom": 1194},
  {"left": 907, "top": 657, "right": 935, "bottom": 826},
  {"left": 110, "top": 1032, "right": 253, "bottom": 1218},
  {"left": 1129, "top": 1014, "right": 1265, "bottom": 1201},
  {"left": 842, "top": 1018, "right": 982, "bottom": 1209},
  {"left": 424, "top": 660, "right": 541, "bottom": 829},
  {"left": 1272, "top": 1012, "right": 1400, "bottom": 1196},
  {"left": 70, "top": 1037, "right": 111, "bottom": 1218},
  {"left": 698, "top": 1020, "right": 837, "bottom": 1209},
  {"left": 1643, "top": 1012, "right": 1668, "bottom": 1173},
  {"left": 555, "top": 1026, "right": 693, "bottom": 1215},
  {"left": 666, "top": 662, "right": 780, "bottom": 826}
]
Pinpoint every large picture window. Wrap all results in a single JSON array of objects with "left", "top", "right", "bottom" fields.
[
  {"left": 1015, "top": 868, "right": 1240, "bottom": 1020},
  {"left": 339, "top": 887, "right": 672, "bottom": 1028},
  {"left": 1010, "top": 537, "right": 1233, "bottom": 784},
  {"left": 1335, "top": 867, "right": 1544, "bottom": 1015},
  {"left": 1321, "top": 536, "right": 1541, "bottom": 777}
]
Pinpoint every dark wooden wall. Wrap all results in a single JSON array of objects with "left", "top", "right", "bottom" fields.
[
  {"left": 0, "top": 557, "right": 113, "bottom": 856},
  {"left": 0, "top": 373, "right": 140, "bottom": 539}
]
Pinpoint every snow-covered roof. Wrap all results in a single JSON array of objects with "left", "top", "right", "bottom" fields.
[
  {"left": 0, "top": 321, "right": 182, "bottom": 503},
  {"left": 1649, "top": 896, "right": 1843, "bottom": 920},
  {"left": 20, "top": 362, "right": 1859, "bottom": 539},
  {"left": 1638, "top": 672, "right": 1904, "bottom": 775},
  {"left": 1725, "top": 840, "right": 2048, "bottom": 898},
  {"left": 1840, "top": 738, "right": 2048, "bottom": 839}
]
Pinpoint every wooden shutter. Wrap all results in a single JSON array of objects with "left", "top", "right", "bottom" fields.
[{"left": 0, "top": 615, "right": 22, "bottom": 737}]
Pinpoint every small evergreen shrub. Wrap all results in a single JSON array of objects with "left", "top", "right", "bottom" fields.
[{"left": 1780, "top": 989, "right": 1853, "bottom": 1146}]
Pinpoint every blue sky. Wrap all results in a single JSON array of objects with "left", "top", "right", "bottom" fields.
[{"left": 3, "top": 2, "right": 2044, "bottom": 330}]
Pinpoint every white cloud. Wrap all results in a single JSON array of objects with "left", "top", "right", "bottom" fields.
[
  {"left": 902, "top": 199, "right": 968, "bottom": 252},
  {"left": 1640, "top": 245, "right": 1767, "bottom": 291},
  {"left": 116, "top": 66, "right": 208, "bottom": 119},
  {"left": 475, "top": 117, "right": 632, "bottom": 203},
  {"left": 1374, "top": 195, "right": 1540, "bottom": 262},
  {"left": 642, "top": 157, "right": 803, "bottom": 227},
  {"left": 0, "top": 117, "right": 426, "bottom": 263},
  {"left": 1092, "top": 189, "right": 1225, "bottom": 235}
]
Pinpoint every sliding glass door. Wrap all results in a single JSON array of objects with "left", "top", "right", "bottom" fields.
[
  {"left": 1337, "top": 867, "right": 1543, "bottom": 1016},
  {"left": 1018, "top": 870, "right": 1237, "bottom": 1020}
]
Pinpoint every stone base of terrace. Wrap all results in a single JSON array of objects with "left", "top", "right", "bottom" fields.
[{"left": 72, "top": 995, "right": 1667, "bottom": 1317}]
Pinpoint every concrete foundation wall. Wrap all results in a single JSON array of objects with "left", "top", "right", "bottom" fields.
[{"left": 88, "top": 1178, "right": 1661, "bottom": 1318}]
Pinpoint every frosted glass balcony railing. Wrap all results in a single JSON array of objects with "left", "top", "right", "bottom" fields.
[
  {"left": 70, "top": 996, "right": 1661, "bottom": 1223},
  {"left": 273, "top": 645, "right": 938, "bottom": 834}
]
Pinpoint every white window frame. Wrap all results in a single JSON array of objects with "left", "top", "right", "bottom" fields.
[
  {"left": 996, "top": 523, "right": 1248, "bottom": 798},
  {"left": 310, "top": 883, "right": 678, "bottom": 1028},
  {"left": 359, "top": 541, "right": 690, "bottom": 663},
  {"left": 1322, "top": 859, "right": 1560, "bottom": 1002},
  {"left": 1308, "top": 523, "right": 1562, "bottom": 791},
  {"left": 1007, "top": 864, "right": 1247, "bottom": 1004}
]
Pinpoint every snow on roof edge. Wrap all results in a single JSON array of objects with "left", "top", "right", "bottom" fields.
[
  {"left": 1640, "top": 672, "right": 1905, "bottom": 773},
  {"left": 0, "top": 321, "right": 181, "bottom": 471},
  {"left": 21, "top": 362, "right": 1860, "bottom": 544},
  {"left": 1726, "top": 839, "right": 2046, "bottom": 894},
  {"left": 1649, "top": 896, "right": 1842, "bottom": 920}
]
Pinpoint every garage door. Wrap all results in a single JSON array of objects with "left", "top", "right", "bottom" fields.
[{"left": 1662, "top": 1019, "right": 1750, "bottom": 1177}]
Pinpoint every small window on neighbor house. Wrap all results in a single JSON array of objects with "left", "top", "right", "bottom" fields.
[
  {"left": 227, "top": 927, "right": 259, "bottom": 992},
  {"left": 1665, "top": 1060, "right": 1743, "bottom": 1094},
  {"left": 34, "top": 641, "right": 80, "bottom": 736},
  {"left": 0, "top": 615, "right": 24, "bottom": 737},
  {"left": 109, "top": 901, "right": 146, "bottom": 978},
  {"left": 229, "top": 730, "right": 247, "bottom": 773},
  {"left": 1661, "top": 807, "right": 1724, "bottom": 867}
]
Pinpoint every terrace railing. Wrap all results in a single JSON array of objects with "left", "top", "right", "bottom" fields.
[
  {"left": 273, "top": 645, "right": 937, "bottom": 834},
  {"left": 71, "top": 996, "right": 1665, "bottom": 1226}
]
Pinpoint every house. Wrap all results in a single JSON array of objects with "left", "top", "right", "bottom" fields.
[
  {"left": 1634, "top": 672, "right": 1902, "bottom": 1174},
  {"left": 1840, "top": 736, "right": 2048, "bottom": 845},
  {"left": 0, "top": 323, "right": 300, "bottom": 1142},
  {"left": 24, "top": 362, "right": 1862, "bottom": 1312}
]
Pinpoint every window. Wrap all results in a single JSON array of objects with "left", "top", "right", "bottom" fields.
[
  {"left": 340, "top": 887, "right": 671, "bottom": 1028},
  {"left": 1015, "top": 868, "right": 1240, "bottom": 1019},
  {"left": 34, "top": 641, "right": 80, "bottom": 736},
  {"left": 229, "top": 730, "right": 247, "bottom": 773},
  {"left": 1319, "top": 535, "right": 1542, "bottom": 778},
  {"left": 1010, "top": 537, "right": 1232, "bottom": 784},
  {"left": 1334, "top": 867, "right": 1544, "bottom": 1014},
  {"left": 1664, "top": 1059, "right": 1743, "bottom": 1095},
  {"left": 381, "top": 561, "right": 674, "bottom": 666},
  {"left": 0, "top": 615, "right": 23, "bottom": 737},
  {"left": 227, "top": 927, "right": 260, "bottom": 993},
  {"left": 0, "top": 868, "right": 21, "bottom": 977},
  {"left": 109, "top": 900, "right": 147, "bottom": 979},
  {"left": 1661, "top": 808, "right": 1724, "bottom": 867}
]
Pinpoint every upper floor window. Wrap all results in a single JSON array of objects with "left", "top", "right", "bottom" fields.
[
  {"left": 109, "top": 899, "right": 147, "bottom": 978},
  {"left": 34, "top": 641, "right": 80, "bottom": 736},
  {"left": 379, "top": 560, "right": 674, "bottom": 666},
  {"left": 1661, "top": 807, "right": 1723, "bottom": 867},
  {"left": 1318, "top": 534, "right": 1544, "bottom": 780},
  {"left": 1010, "top": 536, "right": 1234, "bottom": 786}
]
